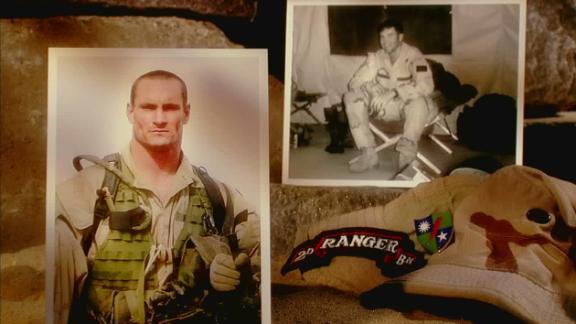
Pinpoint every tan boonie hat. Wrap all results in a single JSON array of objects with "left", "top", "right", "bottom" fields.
[{"left": 283, "top": 166, "right": 576, "bottom": 323}]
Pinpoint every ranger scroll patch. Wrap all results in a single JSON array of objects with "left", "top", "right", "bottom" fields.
[{"left": 281, "top": 227, "right": 426, "bottom": 277}]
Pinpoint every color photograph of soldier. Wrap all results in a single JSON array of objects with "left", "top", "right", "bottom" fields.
[
  {"left": 284, "top": 2, "right": 522, "bottom": 186},
  {"left": 48, "top": 50, "right": 268, "bottom": 324}
]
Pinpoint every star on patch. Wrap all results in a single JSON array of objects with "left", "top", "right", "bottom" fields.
[{"left": 437, "top": 231, "right": 448, "bottom": 242}]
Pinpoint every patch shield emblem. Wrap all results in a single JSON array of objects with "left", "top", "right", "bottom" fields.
[{"left": 415, "top": 211, "right": 454, "bottom": 254}]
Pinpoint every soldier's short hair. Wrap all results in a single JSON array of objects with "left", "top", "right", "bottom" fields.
[
  {"left": 377, "top": 19, "right": 404, "bottom": 34},
  {"left": 130, "top": 70, "right": 188, "bottom": 105}
]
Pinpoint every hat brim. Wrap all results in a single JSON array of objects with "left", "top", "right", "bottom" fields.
[{"left": 368, "top": 264, "right": 574, "bottom": 323}]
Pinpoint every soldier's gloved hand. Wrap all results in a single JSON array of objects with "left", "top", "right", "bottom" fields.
[
  {"left": 234, "top": 252, "right": 250, "bottom": 268},
  {"left": 236, "top": 214, "right": 260, "bottom": 251},
  {"left": 210, "top": 253, "right": 240, "bottom": 291}
]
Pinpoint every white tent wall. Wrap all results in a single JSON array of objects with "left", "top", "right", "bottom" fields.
[{"left": 289, "top": 4, "right": 520, "bottom": 125}]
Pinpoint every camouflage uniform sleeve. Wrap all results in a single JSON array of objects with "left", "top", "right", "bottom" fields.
[
  {"left": 348, "top": 53, "right": 378, "bottom": 91},
  {"left": 54, "top": 167, "right": 104, "bottom": 324},
  {"left": 226, "top": 186, "right": 260, "bottom": 254},
  {"left": 56, "top": 166, "right": 105, "bottom": 231},
  {"left": 397, "top": 46, "right": 435, "bottom": 100},
  {"left": 216, "top": 184, "right": 261, "bottom": 281},
  {"left": 55, "top": 217, "right": 88, "bottom": 324}
]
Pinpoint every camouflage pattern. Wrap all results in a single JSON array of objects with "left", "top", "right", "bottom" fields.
[{"left": 282, "top": 166, "right": 575, "bottom": 323}]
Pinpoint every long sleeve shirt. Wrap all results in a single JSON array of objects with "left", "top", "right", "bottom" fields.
[{"left": 349, "top": 43, "right": 434, "bottom": 102}]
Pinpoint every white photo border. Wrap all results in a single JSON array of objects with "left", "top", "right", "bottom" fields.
[{"left": 46, "top": 48, "right": 271, "bottom": 324}]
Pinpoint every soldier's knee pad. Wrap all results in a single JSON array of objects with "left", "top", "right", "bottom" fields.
[{"left": 343, "top": 91, "right": 365, "bottom": 112}]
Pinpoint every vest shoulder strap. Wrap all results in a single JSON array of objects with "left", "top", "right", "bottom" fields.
[
  {"left": 74, "top": 153, "right": 122, "bottom": 255},
  {"left": 100, "top": 153, "right": 122, "bottom": 198},
  {"left": 192, "top": 166, "right": 228, "bottom": 235}
]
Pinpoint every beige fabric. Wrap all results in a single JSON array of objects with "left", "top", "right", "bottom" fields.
[
  {"left": 54, "top": 218, "right": 88, "bottom": 324},
  {"left": 54, "top": 148, "right": 257, "bottom": 323},
  {"left": 430, "top": 167, "right": 576, "bottom": 289},
  {"left": 402, "top": 166, "right": 576, "bottom": 323},
  {"left": 287, "top": 166, "right": 576, "bottom": 322},
  {"left": 292, "top": 174, "right": 482, "bottom": 294},
  {"left": 343, "top": 42, "right": 438, "bottom": 159},
  {"left": 348, "top": 44, "right": 434, "bottom": 100}
]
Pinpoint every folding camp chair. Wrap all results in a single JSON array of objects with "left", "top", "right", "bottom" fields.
[
  {"left": 291, "top": 89, "right": 326, "bottom": 125},
  {"left": 348, "top": 111, "right": 456, "bottom": 181}
]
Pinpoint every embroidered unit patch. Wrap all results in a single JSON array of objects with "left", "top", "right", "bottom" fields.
[
  {"left": 415, "top": 211, "right": 454, "bottom": 254},
  {"left": 281, "top": 227, "right": 427, "bottom": 277},
  {"left": 416, "top": 65, "right": 428, "bottom": 72}
]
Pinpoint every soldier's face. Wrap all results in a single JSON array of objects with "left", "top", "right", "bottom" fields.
[
  {"left": 127, "top": 78, "right": 190, "bottom": 151},
  {"left": 379, "top": 27, "right": 403, "bottom": 54}
]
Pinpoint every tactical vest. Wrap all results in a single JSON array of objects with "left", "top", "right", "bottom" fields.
[{"left": 73, "top": 154, "right": 227, "bottom": 323}]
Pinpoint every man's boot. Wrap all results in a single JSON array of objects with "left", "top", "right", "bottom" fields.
[
  {"left": 349, "top": 147, "right": 378, "bottom": 173},
  {"left": 395, "top": 137, "right": 417, "bottom": 172}
]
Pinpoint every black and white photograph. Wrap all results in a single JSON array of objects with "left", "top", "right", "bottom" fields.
[
  {"left": 45, "top": 48, "right": 270, "bottom": 324},
  {"left": 282, "top": 0, "right": 526, "bottom": 187}
]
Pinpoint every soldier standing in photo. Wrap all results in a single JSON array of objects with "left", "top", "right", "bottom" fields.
[{"left": 54, "top": 70, "right": 261, "bottom": 323}]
